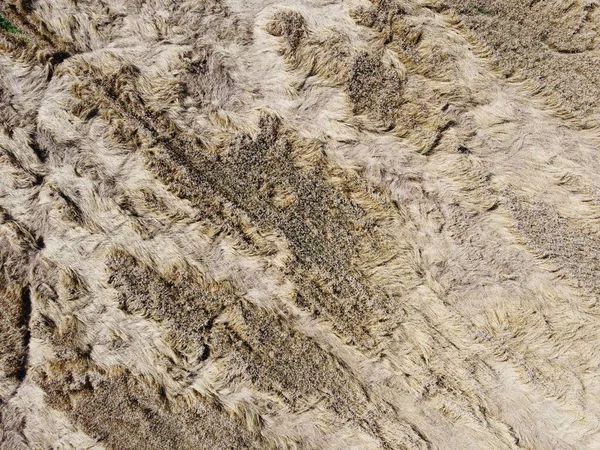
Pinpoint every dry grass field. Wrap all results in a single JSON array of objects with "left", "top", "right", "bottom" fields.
[{"left": 1, "top": 0, "right": 600, "bottom": 448}]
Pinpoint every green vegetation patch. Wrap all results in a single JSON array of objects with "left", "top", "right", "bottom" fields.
[
  {"left": 473, "top": 6, "right": 489, "bottom": 15},
  {"left": 0, "top": 14, "right": 21, "bottom": 34}
]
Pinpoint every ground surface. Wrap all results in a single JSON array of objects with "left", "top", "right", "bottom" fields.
[{"left": 1, "top": 1, "right": 600, "bottom": 449}]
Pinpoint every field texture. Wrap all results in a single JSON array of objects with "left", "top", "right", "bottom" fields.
[{"left": 1, "top": 0, "right": 600, "bottom": 449}]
